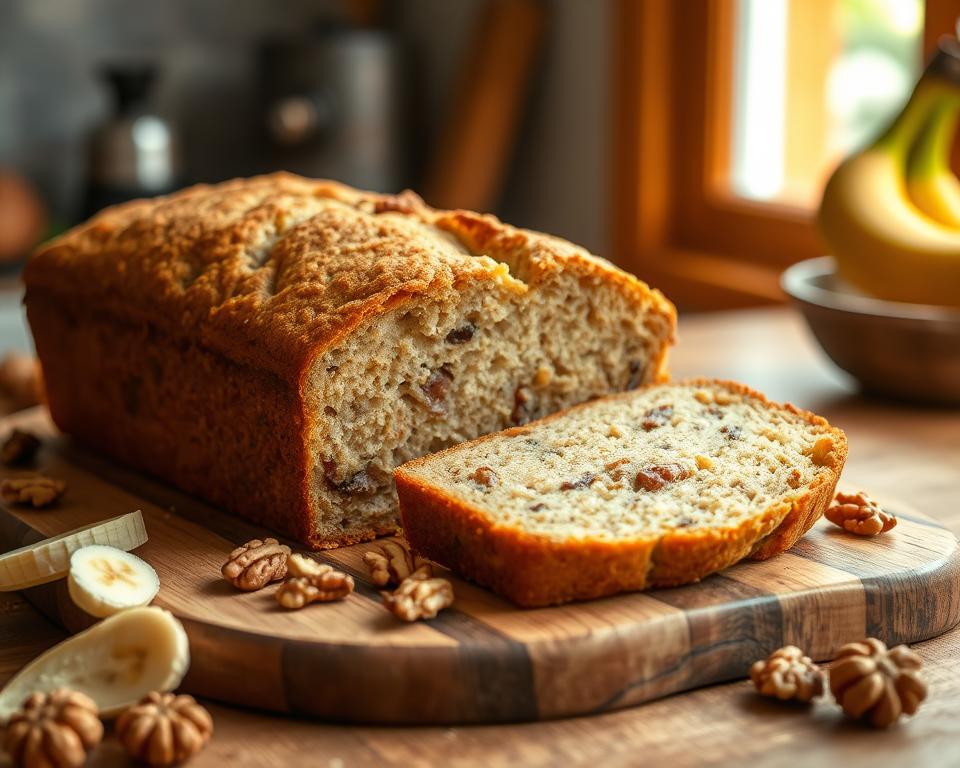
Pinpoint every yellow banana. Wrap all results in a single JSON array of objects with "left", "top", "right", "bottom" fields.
[
  {"left": 818, "top": 74, "right": 960, "bottom": 307},
  {"left": 906, "top": 99, "right": 960, "bottom": 228}
]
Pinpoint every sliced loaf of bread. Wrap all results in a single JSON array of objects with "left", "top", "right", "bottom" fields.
[{"left": 394, "top": 380, "right": 847, "bottom": 607}]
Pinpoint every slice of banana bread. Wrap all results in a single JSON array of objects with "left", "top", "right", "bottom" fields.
[{"left": 395, "top": 380, "right": 846, "bottom": 607}]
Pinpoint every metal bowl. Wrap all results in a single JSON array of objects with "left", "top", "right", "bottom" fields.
[{"left": 782, "top": 257, "right": 960, "bottom": 405}]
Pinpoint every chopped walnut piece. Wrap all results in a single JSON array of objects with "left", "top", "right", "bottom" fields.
[
  {"left": 286, "top": 553, "right": 329, "bottom": 580},
  {"left": 362, "top": 539, "right": 429, "bottom": 587},
  {"left": 445, "top": 323, "right": 476, "bottom": 344},
  {"left": 830, "top": 638, "right": 926, "bottom": 728},
  {"left": 641, "top": 405, "right": 673, "bottom": 431},
  {"left": 4, "top": 689, "right": 103, "bottom": 768},
  {"left": 221, "top": 537, "right": 290, "bottom": 591},
  {"left": 786, "top": 469, "right": 802, "bottom": 489},
  {"left": 750, "top": 645, "right": 824, "bottom": 703},
  {"left": 1, "top": 475, "right": 65, "bottom": 507},
  {"left": 116, "top": 691, "right": 213, "bottom": 767},
  {"left": 469, "top": 466, "right": 499, "bottom": 488},
  {"left": 511, "top": 385, "right": 533, "bottom": 425},
  {"left": 825, "top": 491, "right": 896, "bottom": 536},
  {"left": 634, "top": 463, "right": 692, "bottom": 492},
  {"left": 421, "top": 366, "right": 454, "bottom": 415},
  {"left": 1, "top": 428, "right": 41, "bottom": 466},
  {"left": 277, "top": 571, "right": 354, "bottom": 609},
  {"left": 382, "top": 574, "right": 454, "bottom": 622}
]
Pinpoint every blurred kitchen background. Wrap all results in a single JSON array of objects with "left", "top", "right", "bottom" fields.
[{"left": 0, "top": 0, "right": 953, "bottom": 325}]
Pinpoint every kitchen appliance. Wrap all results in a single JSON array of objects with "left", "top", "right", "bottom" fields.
[{"left": 259, "top": 26, "right": 407, "bottom": 192}]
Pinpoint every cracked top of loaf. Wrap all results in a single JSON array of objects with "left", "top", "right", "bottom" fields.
[{"left": 24, "top": 173, "right": 675, "bottom": 382}]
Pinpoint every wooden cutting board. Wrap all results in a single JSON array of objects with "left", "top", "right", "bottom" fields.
[{"left": 2, "top": 408, "right": 959, "bottom": 725}]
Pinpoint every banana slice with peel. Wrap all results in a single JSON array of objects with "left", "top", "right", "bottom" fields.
[
  {"left": 0, "top": 606, "right": 190, "bottom": 723},
  {"left": 68, "top": 545, "right": 160, "bottom": 617},
  {"left": 0, "top": 510, "right": 148, "bottom": 591}
]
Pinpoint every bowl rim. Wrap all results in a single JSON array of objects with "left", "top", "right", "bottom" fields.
[{"left": 781, "top": 257, "right": 960, "bottom": 323}]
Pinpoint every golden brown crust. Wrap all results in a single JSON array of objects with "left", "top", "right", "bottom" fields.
[
  {"left": 395, "top": 379, "right": 847, "bottom": 607},
  {"left": 24, "top": 173, "right": 675, "bottom": 385},
  {"left": 24, "top": 174, "right": 675, "bottom": 549}
]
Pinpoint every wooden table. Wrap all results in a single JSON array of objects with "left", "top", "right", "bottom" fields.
[{"left": 2, "top": 307, "right": 959, "bottom": 767}]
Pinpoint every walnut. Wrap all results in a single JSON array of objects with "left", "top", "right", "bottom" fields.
[
  {"left": 1, "top": 429, "right": 41, "bottom": 466},
  {"left": 277, "top": 572, "right": 354, "bottom": 608},
  {"left": 221, "top": 537, "right": 290, "bottom": 591},
  {"left": 276, "top": 553, "right": 354, "bottom": 608},
  {"left": 116, "top": 691, "right": 213, "bottom": 767},
  {"left": 830, "top": 638, "right": 927, "bottom": 728},
  {"left": 634, "top": 463, "right": 692, "bottom": 492},
  {"left": 641, "top": 405, "right": 673, "bottom": 431},
  {"left": 362, "top": 539, "right": 429, "bottom": 588},
  {"left": 382, "top": 573, "right": 453, "bottom": 622},
  {"left": 0, "top": 351, "right": 41, "bottom": 409},
  {"left": 469, "top": 466, "right": 499, "bottom": 488},
  {"left": 4, "top": 689, "right": 104, "bottom": 768},
  {"left": 750, "top": 646, "right": 824, "bottom": 703},
  {"left": 445, "top": 323, "right": 476, "bottom": 344},
  {"left": 787, "top": 469, "right": 802, "bottom": 489},
  {"left": 825, "top": 491, "right": 896, "bottom": 536},
  {"left": 1, "top": 475, "right": 65, "bottom": 507}
]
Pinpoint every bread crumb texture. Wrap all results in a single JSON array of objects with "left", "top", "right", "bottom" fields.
[{"left": 396, "top": 380, "right": 847, "bottom": 605}]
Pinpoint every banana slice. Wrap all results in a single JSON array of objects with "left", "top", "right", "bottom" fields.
[
  {"left": 0, "top": 606, "right": 190, "bottom": 723},
  {"left": 0, "top": 510, "right": 148, "bottom": 591},
  {"left": 68, "top": 545, "right": 159, "bottom": 617}
]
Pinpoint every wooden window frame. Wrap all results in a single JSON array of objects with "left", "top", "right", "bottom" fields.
[{"left": 613, "top": 0, "right": 957, "bottom": 310}]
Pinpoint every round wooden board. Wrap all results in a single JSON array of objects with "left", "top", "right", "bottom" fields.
[{"left": 2, "top": 408, "right": 959, "bottom": 724}]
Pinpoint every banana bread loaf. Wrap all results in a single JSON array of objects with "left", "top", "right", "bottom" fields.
[
  {"left": 395, "top": 379, "right": 846, "bottom": 606},
  {"left": 23, "top": 174, "right": 676, "bottom": 548}
]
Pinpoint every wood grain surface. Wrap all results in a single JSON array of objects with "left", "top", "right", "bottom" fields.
[
  {"left": 3, "top": 308, "right": 960, "bottom": 766},
  {"left": 1, "top": 404, "right": 958, "bottom": 726}
]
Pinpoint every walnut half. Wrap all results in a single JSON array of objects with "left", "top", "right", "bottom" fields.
[
  {"left": 1, "top": 475, "right": 65, "bottom": 508},
  {"left": 830, "top": 638, "right": 927, "bottom": 728},
  {"left": 362, "top": 539, "right": 429, "bottom": 588},
  {"left": 4, "top": 689, "right": 104, "bottom": 768},
  {"left": 276, "top": 553, "right": 354, "bottom": 609},
  {"left": 221, "top": 538, "right": 290, "bottom": 591},
  {"left": 381, "top": 569, "right": 453, "bottom": 622},
  {"left": 750, "top": 645, "right": 824, "bottom": 703},
  {"left": 116, "top": 691, "right": 213, "bottom": 767},
  {"left": 825, "top": 491, "right": 896, "bottom": 536}
]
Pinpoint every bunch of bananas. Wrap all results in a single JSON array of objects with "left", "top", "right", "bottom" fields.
[{"left": 818, "top": 40, "right": 960, "bottom": 308}]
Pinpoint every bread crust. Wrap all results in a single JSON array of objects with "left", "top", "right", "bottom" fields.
[
  {"left": 395, "top": 379, "right": 847, "bottom": 607},
  {"left": 24, "top": 174, "right": 676, "bottom": 548}
]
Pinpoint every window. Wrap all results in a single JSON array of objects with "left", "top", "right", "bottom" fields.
[{"left": 613, "top": 0, "right": 955, "bottom": 309}]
